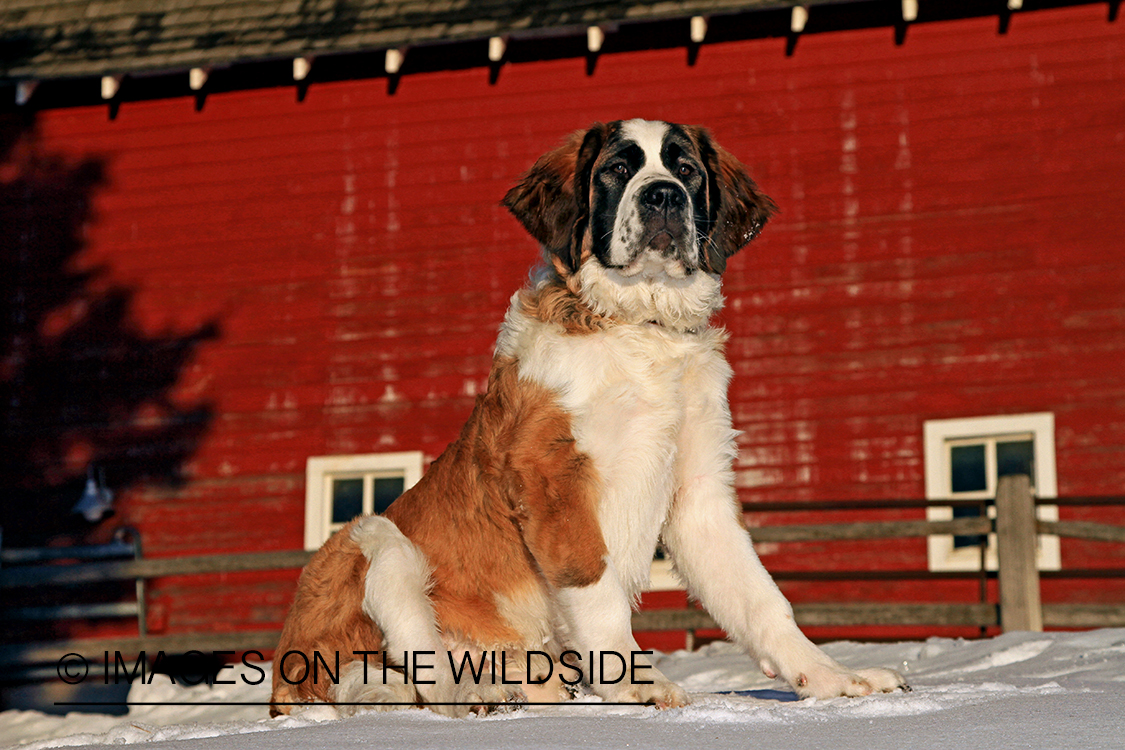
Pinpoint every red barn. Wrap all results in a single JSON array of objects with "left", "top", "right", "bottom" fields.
[{"left": 2, "top": 0, "right": 1123, "bottom": 662}]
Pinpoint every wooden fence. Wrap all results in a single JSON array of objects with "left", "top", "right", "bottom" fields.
[
  {"left": 2, "top": 475, "right": 1124, "bottom": 675},
  {"left": 636, "top": 475, "right": 1125, "bottom": 640}
]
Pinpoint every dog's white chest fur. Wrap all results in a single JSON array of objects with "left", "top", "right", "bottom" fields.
[{"left": 497, "top": 296, "right": 732, "bottom": 597}]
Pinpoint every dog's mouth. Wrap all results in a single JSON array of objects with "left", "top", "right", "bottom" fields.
[
  {"left": 647, "top": 229, "right": 675, "bottom": 254},
  {"left": 615, "top": 219, "right": 696, "bottom": 279}
]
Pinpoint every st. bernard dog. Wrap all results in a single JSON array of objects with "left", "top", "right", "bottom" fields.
[{"left": 270, "top": 119, "right": 908, "bottom": 717}]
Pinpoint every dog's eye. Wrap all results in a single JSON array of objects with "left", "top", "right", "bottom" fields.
[
  {"left": 677, "top": 164, "right": 695, "bottom": 177},
  {"left": 612, "top": 163, "right": 630, "bottom": 176}
]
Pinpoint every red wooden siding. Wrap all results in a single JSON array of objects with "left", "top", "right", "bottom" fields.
[{"left": 3, "top": 4, "right": 1123, "bottom": 640}]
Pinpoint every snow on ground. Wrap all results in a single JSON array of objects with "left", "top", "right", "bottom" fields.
[{"left": 3, "top": 629, "right": 1124, "bottom": 750}]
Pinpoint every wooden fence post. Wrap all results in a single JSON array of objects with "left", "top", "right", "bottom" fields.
[{"left": 995, "top": 474, "right": 1043, "bottom": 632}]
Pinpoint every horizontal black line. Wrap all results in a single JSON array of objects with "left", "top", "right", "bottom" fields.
[{"left": 54, "top": 701, "right": 650, "bottom": 707}]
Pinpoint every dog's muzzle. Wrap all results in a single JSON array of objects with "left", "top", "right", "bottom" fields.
[{"left": 637, "top": 180, "right": 693, "bottom": 264}]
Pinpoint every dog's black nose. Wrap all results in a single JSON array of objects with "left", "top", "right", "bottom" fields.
[{"left": 641, "top": 182, "right": 686, "bottom": 211}]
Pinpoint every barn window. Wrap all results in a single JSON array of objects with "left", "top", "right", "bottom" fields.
[
  {"left": 647, "top": 543, "right": 682, "bottom": 591},
  {"left": 304, "top": 452, "right": 423, "bottom": 550},
  {"left": 923, "top": 413, "right": 1060, "bottom": 572}
]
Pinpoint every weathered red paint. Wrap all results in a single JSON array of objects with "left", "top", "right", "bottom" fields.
[{"left": 4, "top": 5, "right": 1123, "bottom": 642}]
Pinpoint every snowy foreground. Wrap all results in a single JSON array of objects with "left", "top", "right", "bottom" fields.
[{"left": 3, "top": 629, "right": 1124, "bottom": 750}]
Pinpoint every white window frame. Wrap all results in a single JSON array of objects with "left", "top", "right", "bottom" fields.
[
  {"left": 304, "top": 452, "right": 424, "bottom": 550},
  {"left": 647, "top": 557, "right": 683, "bottom": 591},
  {"left": 923, "top": 413, "right": 1060, "bottom": 572}
]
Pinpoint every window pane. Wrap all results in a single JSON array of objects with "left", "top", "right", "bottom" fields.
[
  {"left": 372, "top": 476, "right": 405, "bottom": 514},
  {"left": 952, "top": 502, "right": 989, "bottom": 549},
  {"left": 331, "top": 477, "right": 364, "bottom": 523},
  {"left": 997, "top": 439, "right": 1034, "bottom": 481},
  {"left": 950, "top": 444, "right": 987, "bottom": 493}
]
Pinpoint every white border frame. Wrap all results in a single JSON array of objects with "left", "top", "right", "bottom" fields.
[
  {"left": 304, "top": 452, "right": 424, "bottom": 550},
  {"left": 923, "top": 413, "right": 1059, "bottom": 571}
]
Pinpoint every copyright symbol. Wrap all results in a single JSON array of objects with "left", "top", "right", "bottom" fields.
[{"left": 57, "top": 653, "right": 88, "bottom": 684}]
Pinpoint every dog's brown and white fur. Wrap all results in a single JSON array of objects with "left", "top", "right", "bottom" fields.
[{"left": 270, "top": 119, "right": 907, "bottom": 718}]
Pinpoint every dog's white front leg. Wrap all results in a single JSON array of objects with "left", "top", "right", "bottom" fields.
[
  {"left": 555, "top": 558, "right": 688, "bottom": 707},
  {"left": 662, "top": 363, "right": 907, "bottom": 699}
]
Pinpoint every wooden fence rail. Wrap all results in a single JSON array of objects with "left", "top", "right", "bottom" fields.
[
  {"left": 0, "top": 550, "right": 313, "bottom": 589},
  {"left": 1037, "top": 521, "right": 1125, "bottom": 544},
  {"left": 745, "top": 518, "right": 992, "bottom": 543}
]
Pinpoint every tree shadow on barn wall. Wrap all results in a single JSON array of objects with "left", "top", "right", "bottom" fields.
[{"left": 0, "top": 112, "right": 218, "bottom": 549}]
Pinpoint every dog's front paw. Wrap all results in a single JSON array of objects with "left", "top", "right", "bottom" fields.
[
  {"left": 463, "top": 682, "right": 529, "bottom": 716},
  {"left": 854, "top": 666, "right": 910, "bottom": 694},
  {"left": 788, "top": 661, "right": 908, "bottom": 699},
  {"left": 426, "top": 681, "right": 527, "bottom": 718},
  {"left": 603, "top": 675, "right": 690, "bottom": 709}
]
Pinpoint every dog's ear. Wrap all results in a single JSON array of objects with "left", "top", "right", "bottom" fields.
[
  {"left": 503, "top": 123, "right": 608, "bottom": 274},
  {"left": 691, "top": 128, "right": 778, "bottom": 274}
]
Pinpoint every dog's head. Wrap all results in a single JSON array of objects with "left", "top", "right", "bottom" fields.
[{"left": 504, "top": 119, "right": 776, "bottom": 329}]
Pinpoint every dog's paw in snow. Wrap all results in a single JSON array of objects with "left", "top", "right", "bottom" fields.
[
  {"left": 602, "top": 675, "right": 690, "bottom": 709},
  {"left": 784, "top": 661, "right": 909, "bottom": 699}
]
